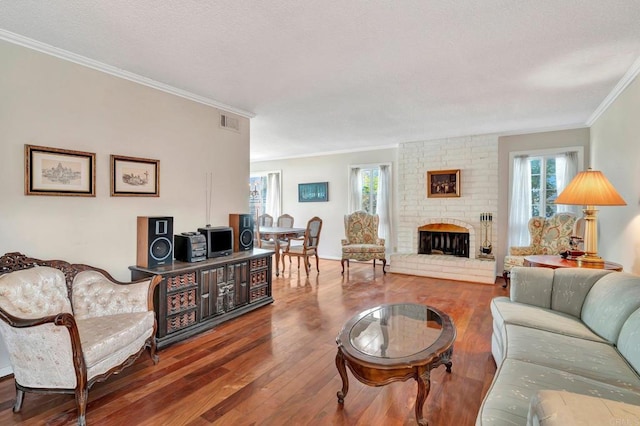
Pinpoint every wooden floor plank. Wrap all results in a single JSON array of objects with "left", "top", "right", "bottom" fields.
[{"left": 0, "top": 259, "right": 504, "bottom": 425}]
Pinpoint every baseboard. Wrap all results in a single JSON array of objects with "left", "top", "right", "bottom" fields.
[{"left": 0, "top": 365, "right": 13, "bottom": 379}]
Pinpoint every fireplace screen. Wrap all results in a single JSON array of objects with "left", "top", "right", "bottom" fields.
[{"left": 418, "top": 224, "right": 469, "bottom": 258}]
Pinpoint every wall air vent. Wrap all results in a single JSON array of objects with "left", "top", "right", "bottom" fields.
[{"left": 220, "top": 113, "right": 240, "bottom": 132}]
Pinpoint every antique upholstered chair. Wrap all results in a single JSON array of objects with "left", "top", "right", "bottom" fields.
[
  {"left": 281, "top": 216, "right": 323, "bottom": 276},
  {"left": 341, "top": 211, "right": 387, "bottom": 274},
  {"left": 0, "top": 252, "right": 161, "bottom": 426},
  {"left": 503, "top": 213, "right": 577, "bottom": 286}
]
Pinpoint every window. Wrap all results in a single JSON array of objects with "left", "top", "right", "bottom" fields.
[
  {"left": 360, "top": 167, "right": 379, "bottom": 214},
  {"left": 348, "top": 164, "right": 392, "bottom": 255},
  {"left": 530, "top": 156, "right": 560, "bottom": 218},
  {"left": 249, "top": 171, "right": 281, "bottom": 220},
  {"left": 508, "top": 148, "right": 581, "bottom": 248}
]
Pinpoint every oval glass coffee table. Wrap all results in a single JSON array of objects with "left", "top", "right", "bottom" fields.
[{"left": 335, "top": 303, "right": 456, "bottom": 426}]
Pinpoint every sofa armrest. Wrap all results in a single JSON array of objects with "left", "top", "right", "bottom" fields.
[
  {"left": 341, "top": 239, "right": 349, "bottom": 246},
  {"left": 71, "top": 270, "right": 158, "bottom": 319},
  {"left": 510, "top": 266, "right": 555, "bottom": 309},
  {"left": 376, "top": 238, "right": 385, "bottom": 246},
  {"left": 528, "top": 390, "right": 640, "bottom": 426}
]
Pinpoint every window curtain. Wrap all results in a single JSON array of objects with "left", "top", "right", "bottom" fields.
[
  {"left": 348, "top": 167, "right": 362, "bottom": 213},
  {"left": 376, "top": 165, "right": 392, "bottom": 257},
  {"left": 508, "top": 155, "right": 532, "bottom": 247},
  {"left": 555, "top": 151, "right": 579, "bottom": 215},
  {"left": 265, "top": 172, "right": 281, "bottom": 219}
]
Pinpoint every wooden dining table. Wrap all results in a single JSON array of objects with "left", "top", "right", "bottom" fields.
[{"left": 259, "top": 226, "right": 306, "bottom": 276}]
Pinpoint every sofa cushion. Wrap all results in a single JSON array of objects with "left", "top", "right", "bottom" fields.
[
  {"left": 491, "top": 297, "right": 606, "bottom": 343},
  {"left": 582, "top": 272, "right": 640, "bottom": 344},
  {"left": 527, "top": 390, "right": 640, "bottom": 426},
  {"left": 510, "top": 267, "right": 555, "bottom": 309},
  {"left": 0, "top": 266, "right": 72, "bottom": 318},
  {"left": 77, "top": 311, "right": 155, "bottom": 369},
  {"left": 618, "top": 307, "right": 640, "bottom": 375},
  {"left": 477, "top": 358, "right": 640, "bottom": 425},
  {"left": 72, "top": 270, "right": 151, "bottom": 319},
  {"left": 550, "top": 268, "right": 611, "bottom": 318},
  {"left": 504, "top": 324, "right": 640, "bottom": 390}
]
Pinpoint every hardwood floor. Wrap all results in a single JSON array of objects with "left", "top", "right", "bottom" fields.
[{"left": 0, "top": 259, "right": 506, "bottom": 425}]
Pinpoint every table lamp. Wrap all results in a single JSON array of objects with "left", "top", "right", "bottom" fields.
[{"left": 555, "top": 168, "right": 626, "bottom": 264}]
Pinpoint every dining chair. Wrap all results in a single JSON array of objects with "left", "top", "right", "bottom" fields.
[
  {"left": 277, "top": 214, "right": 294, "bottom": 228},
  {"left": 256, "top": 214, "right": 275, "bottom": 248},
  {"left": 276, "top": 214, "right": 295, "bottom": 254},
  {"left": 258, "top": 214, "right": 274, "bottom": 227},
  {"left": 281, "top": 216, "right": 323, "bottom": 276}
]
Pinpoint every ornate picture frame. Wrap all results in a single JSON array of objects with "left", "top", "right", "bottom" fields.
[
  {"left": 298, "top": 182, "right": 329, "bottom": 202},
  {"left": 110, "top": 155, "right": 160, "bottom": 197},
  {"left": 427, "top": 169, "right": 461, "bottom": 198},
  {"left": 25, "top": 144, "right": 96, "bottom": 197}
]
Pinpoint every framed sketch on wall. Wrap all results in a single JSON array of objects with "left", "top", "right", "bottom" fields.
[
  {"left": 25, "top": 144, "right": 96, "bottom": 196},
  {"left": 111, "top": 155, "right": 160, "bottom": 197},
  {"left": 427, "top": 169, "right": 461, "bottom": 198},
  {"left": 298, "top": 182, "right": 329, "bottom": 202}
]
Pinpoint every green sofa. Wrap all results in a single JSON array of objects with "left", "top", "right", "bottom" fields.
[{"left": 477, "top": 266, "right": 640, "bottom": 425}]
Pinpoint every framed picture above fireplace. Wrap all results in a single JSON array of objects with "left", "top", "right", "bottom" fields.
[{"left": 427, "top": 169, "right": 460, "bottom": 198}]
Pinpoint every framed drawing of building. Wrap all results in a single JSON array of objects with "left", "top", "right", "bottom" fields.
[{"left": 25, "top": 144, "right": 96, "bottom": 197}]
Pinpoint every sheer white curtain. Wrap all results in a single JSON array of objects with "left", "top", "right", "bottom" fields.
[
  {"left": 508, "top": 155, "right": 532, "bottom": 247},
  {"left": 348, "top": 167, "right": 362, "bottom": 213},
  {"left": 555, "top": 151, "right": 579, "bottom": 215},
  {"left": 265, "top": 172, "right": 281, "bottom": 219},
  {"left": 376, "top": 165, "right": 392, "bottom": 257}
]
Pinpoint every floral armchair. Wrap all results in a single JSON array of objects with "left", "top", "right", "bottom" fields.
[
  {"left": 503, "top": 213, "right": 577, "bottom": 285},
  {"left": 341, "top": 211, "right": 386, "bottom": 274},
  {"left": 0, "top": 252, "right": 161, "bottom": 426}
]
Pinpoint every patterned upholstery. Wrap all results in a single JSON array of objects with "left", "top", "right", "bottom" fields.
[
  {"left": 341, "top": 211, "right": 386, "bottom": 274},
  {"left": 504, "top": 213, "right": 577, "bottom": 274},
  {"left": 0, "top": 255, "right": 160, "bottom": 426}
]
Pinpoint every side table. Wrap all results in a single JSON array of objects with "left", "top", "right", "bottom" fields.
[
  {"left": 524, "top": 255, "right": 623, "bottom": 271},
  {"left": 503, "top": 255, "right": 623, "bottom": 289}
]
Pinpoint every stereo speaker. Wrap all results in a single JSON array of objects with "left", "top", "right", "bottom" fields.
[
  {"left": 137, "top": 216, "right": 174, "bottom": 268},
  {"left": 229, "top": 213, "right": 253, "bottom": 252}
]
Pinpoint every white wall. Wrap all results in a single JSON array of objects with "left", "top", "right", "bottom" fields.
[
  {"left": 250, "top": 148, "right": 398, "bottom": 260},
  {"left": 0, "top": 40, "right": 250, "bottom": 375},
  {"left": 590, "top": 74, "right": 640, "bottom": 274},
  {"left": 497, "top": 128, "right": 591, "bottom": 271}
]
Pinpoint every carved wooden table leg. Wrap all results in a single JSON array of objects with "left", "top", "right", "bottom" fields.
[
  {"left": 335, "top": 349, "right": 349, "bottom": 403},
  {"left": 415, "top": 369, "right": 431, "bottom": 426}
]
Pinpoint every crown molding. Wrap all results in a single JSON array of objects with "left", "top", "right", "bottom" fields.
[
  {"left": 0, "top": 29, "right": 255, "bottom": 118},
  {"left": 250, "top": 143, "right": 399, "bottom": 162},
  {"left": 587, "top": 54, "right": 640, "bottom": 126}
]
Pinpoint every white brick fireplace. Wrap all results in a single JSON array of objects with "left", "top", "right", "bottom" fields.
[{"left": 390, "top": 135, "right": 498, "bottom": 284}]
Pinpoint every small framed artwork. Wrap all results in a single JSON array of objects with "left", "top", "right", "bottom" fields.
[
  {"left": 111, "top": 155, "right": 160, "bottom": 197},
  {"left": 25, "top": 144, "right": 96, "bottom": 196},
  {"left": 298, "top": 182, "right": 329, "bottom": 202},
  {"left": 427, "top": 169, "right": 461, "bottom": 198}
]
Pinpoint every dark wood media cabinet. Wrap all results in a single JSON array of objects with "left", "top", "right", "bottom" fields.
[{"left": 130, "top": 248, "right": 273, "bottom": 349}]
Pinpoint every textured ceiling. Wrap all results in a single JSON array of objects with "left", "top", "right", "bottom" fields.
[{"left": 1, "top": 1, "right": 640, "bottom": 161}]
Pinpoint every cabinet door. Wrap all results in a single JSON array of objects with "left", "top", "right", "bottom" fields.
[
  {"left": 234, "top": 261, "right": 249, "bottom": 307},
  {"left": 200, "top": 268, "right": 221, "bottom": 319}
]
